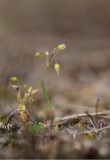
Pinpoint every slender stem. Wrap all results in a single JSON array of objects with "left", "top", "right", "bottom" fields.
[
  {"left": 37, "top": 66, "right": 49, "bottom": 89},
  {"left": 46, "top": 54, "right": 49, "bottom": 67},
  {"left": 18, "top": 80, "right": 24, "bottom": 86},
  {"left": 49, "top": 52, "right": 54, "bottom": 63},
  {"left": 18, "top": 80, "right": 27, "bottom": 94},
  {"left": 37, "top": 48, "right": 58, "bottom": 89}
]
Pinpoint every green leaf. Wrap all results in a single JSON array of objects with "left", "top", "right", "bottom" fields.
[
  {"left": 26, "top": 124, "right": 41, "bottom": 134},
  {"left": 41, "top": 81, "right": 52, "bottom": 109}
]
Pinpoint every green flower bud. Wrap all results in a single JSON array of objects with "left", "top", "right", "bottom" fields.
[
  {"left": 45, "top": 51, "right": 49, "bottom": 56},
  {"left": 11, "top": 77, "right": 18, "bottom": 82},
  {"left": 35, "top": 52, "right": 40, "bottom": 57},
  {"left": 54, "top": 63, "right": 60, "bottom": 74},
  {"left": 57, "top": 44, "right": 66, "bottom": 50}
]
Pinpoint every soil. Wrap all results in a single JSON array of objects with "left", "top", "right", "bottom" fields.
[{"left": 0, "top": 111, "right": 110, "bottom": 159}]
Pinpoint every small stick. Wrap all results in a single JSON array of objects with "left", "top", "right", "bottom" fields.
[
  {"left": 7, "top": 110, "right": 18, "bottom": 123},
  {"left": 25, "top": 109, "right": 35, "bottom": 124},
  {"left": 7, "top": 109, "right": 35, "bottom": 125},
  {"left": 81, "top": 125, "right": 110, "bottom": 135},
  {"left": 55, "top": 111, "right": 110, "bottom": 122},
  {"left": 95, "top": 98, "right": 100, "bottom": 129},
  {"left": 86, "top": 111, "right": 97, "bottom": 129}
]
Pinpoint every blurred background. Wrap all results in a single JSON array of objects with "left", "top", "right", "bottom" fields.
[{"left": 0, "top": 0, "right": 110, "bottom": 117}]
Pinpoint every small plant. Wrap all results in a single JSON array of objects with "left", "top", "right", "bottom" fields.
[{"left": 10, "top": 44, "right": 66, "bottom": 127}]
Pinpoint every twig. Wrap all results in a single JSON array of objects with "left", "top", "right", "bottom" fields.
[
  {"left": 7, "top": 110, "right": 18, "bottom": 123},
  {"left": 7, "top": 109, "right": 35, "bottom": 124},
  {"left": 55, "top": 111, "right": 110, "bottom": 122},
  {"left": 81, "top": 125, "right": 110, "bottom": 135},
  {"left": 95, "top": 98, "right": 100, "bottom": 128},
  {"left": 25, "top": 109, "right": 35, "bottom": 124},
  {"left": 85, "top": 111, "right": 96, "bottom": 129}
]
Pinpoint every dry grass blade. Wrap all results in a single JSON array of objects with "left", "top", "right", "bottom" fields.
[
  {"left": 55, "top": 111, "right": 110, "bottom": 122},
  {"left": 95, "top": 98, "right": 100, "bottom": 129},
  {"left": 82, "top": 125, "right": 110, "bottom": 135}
]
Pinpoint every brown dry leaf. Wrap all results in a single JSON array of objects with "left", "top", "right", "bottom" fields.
[
  {"left": 19, "top": 112, "right": 27, "bottom": 123},
  {"left": 18, "top": 104, "right": 26, "bottom": 112},
  {"left": 28, "top": 86, "right": 33, "bottom": 94},
  {"left": 32, "top": 89, "right": 39, "bottom": 95},
  {"left": 11, "top": 84, "right": 19, "bottom": 90},
  {"left": 17, "top": 91, "right": 22, "bottom": 102}
]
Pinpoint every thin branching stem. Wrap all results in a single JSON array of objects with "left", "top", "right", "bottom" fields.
[
  {"left": 37, "top": 67, "right": 49, "bottom": 89},
  {"left": 37, "top": 48, "right": 58, "bottom": 89}
]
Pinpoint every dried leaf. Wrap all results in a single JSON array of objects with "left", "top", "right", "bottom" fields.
[
  {"left": 31, "top": 89, "right": 39, "bottom": 95},
  {"left": 20, "top": 112, "right": 27, "bottom": 123},
  {"left": 17, "top": 91, "right": 22, "bottom": 102},
  {"left": 18, "top": 104, "right": 26, "bottom": 112},
  {"left": 28, "top": 86, "right": 33, "bottom": 94},
  {"left": 54, "top": 125, "right": 58, "bottom": 133},
  {"left": 11, "top": 85, "right": 19, "bottom": 90}
]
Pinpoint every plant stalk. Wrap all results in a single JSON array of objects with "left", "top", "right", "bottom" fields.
[{"left": 37, "top": 49, "right": 58, "bottom": 89}]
